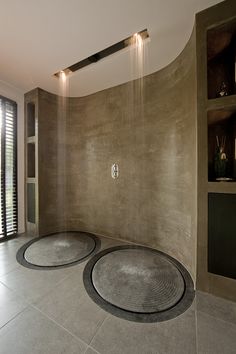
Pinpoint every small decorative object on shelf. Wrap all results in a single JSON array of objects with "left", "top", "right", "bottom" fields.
[
  {"left": 217, "top": 82, "right": 228, "bottom": 97},
  {"left": 214, "top": 135, "right": 229, "bottom": 180}
]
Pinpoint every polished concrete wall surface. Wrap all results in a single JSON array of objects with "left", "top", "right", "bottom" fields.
[
  {"left": 37, "top": 90, "right": 69, "bottom": 235},
  {"left": 66, "top": 31, "right": 197, "bottom": 280},
  {"left": 32, "top": 30, "right": 197, "bottom": 280}
]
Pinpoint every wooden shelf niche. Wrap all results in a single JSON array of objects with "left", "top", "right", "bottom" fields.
[
  {"left": 208, "top": 109, "right": 236, "bottom": 181},
  {"left": 27, "top": 142, "right": 35, "bottom": 178},
  {"left": 207, "top": 18, "right": 236, "bottom": 99},
  {"left": 27, "top": 102, "right": 35, "bottom": 137}
]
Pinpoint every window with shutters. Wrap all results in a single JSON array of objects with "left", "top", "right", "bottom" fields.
[{"left": 0, "top": 96, "right": 17, "bottom": 240}]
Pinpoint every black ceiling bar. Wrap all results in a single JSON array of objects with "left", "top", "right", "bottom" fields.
[{"left": 54, "top": 29, "right": 149, "bottom": 77}]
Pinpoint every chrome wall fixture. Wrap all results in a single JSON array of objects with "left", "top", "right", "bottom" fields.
[{"left": 111, "top": 164, "right": 119, "bottom": 179}]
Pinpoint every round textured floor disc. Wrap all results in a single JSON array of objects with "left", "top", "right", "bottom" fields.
[
  {"left": 83, "top": 245, "right": 195, "bottom": 322},
  {"left": 92, "top": 248, "right": 185, "bottom": 313},
  {"left": 17, "top": 231, "right": 100, "bottom": 269}
]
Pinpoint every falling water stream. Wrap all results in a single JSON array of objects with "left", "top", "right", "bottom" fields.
[
  {"left": 130, "top": 32, "right": 148, "bottom": 118},
  {"left": 127, "top": 33, "right": 148, "bottom": 244},
  {"left": 57, "top": 71, "right": 69, "bottom": 234},
  {"left": 55, "top": 34, "right": 147, "bottom": 242}
]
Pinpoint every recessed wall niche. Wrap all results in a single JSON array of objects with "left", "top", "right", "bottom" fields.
[
  {"left": 27, "top": 103, "right": 35, "bottom": 137},
  {"left": 208, "top": 110, "right": 236, "bottom": 181},
  {"left": 27, "top": 183, "right": 35, "bottom": 223},
  {"left": 208, "top": 192, "right": 236, "bottom": 280},
  {"left": 207, "top": 18, "right": 236, "bottom": 99},
  {"left": 27, "top": 143, "right": 35, "bottom": 178}
]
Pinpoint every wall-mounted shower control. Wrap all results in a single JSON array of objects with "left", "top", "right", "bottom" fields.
[{"left": 111, "top": 164, "right": 119, "bottom": 179}]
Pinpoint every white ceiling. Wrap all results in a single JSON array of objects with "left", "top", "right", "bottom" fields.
[{"left": 0, "top": 0, "right": 223, "bottom": 97}]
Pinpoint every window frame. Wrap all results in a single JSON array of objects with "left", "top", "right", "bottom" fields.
[{"left": 0, "top": 95, "right": 18, "bottom": 241}]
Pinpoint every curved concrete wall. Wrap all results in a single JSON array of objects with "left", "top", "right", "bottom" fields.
[{"left": 37, "top": 28, "right": 197, "bottom": 280}]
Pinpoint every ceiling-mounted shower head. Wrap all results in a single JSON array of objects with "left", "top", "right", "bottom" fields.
[{"left": 54, "top": 29, "right": 149, "bottom": 78}]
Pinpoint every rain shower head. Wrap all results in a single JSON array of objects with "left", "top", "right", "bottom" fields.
[{"left": 54, "top": 29, "right": 149, "bottom": 78}]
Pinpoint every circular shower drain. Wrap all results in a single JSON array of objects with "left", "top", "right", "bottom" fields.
[
  {"left": 17, "top": 231, "right": 100, "bottom": 270},
  {"left": 83, "top": 245, "right": 195, "bottom": 322}
]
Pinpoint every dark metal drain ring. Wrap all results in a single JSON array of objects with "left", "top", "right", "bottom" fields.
[
  {"left": 83, "top": 245, "right": 195, "bottom": 322},
  {"left": 16, "top": 231, "right": 101, "bottom": 270}
]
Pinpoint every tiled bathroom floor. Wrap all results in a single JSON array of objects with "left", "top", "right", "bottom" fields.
[{"left": 0, "top": 234, "right": 236, "bottom": 354}]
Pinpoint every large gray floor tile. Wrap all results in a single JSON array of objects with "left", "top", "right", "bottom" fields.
[
  {"left": 91, "top": 305, "right": 197, "bottom": 354},
  {"left": 0, "top": 235, "right": 38, "bottom": 277},
  {"left": 0, "top": 264, "right": 77, "bottom": 303},
  {"left": 196, "top": 311, "right": 236, "bottom": 354},
  {"left": 35, "top": 270, "right": 108, "bottom": 344},
  {"left": 0, "top": 282, "right": 28, "bottom": 328},
  {"left": 85, "top": 347, "right": 100, "bottom": 354},
  {"left": 34, "top": 270, "right": 85, "bottom": 322},
  {"left": 0, "top": 239, "right": 21, "bottom": 277},
  {"left": 0, "top": 307, "right": 87, "bottom": 354},
  {"left": 0, "top": 258, "right": 19, "bottom": 277},
  {"left": 196, "top": 291, "right": 236, "bottom": 325}
]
